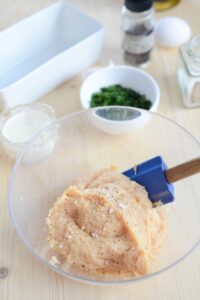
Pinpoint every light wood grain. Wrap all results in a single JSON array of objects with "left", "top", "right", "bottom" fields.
[{"left": 0, "top": 0, "right": 200, "bottom": 299}]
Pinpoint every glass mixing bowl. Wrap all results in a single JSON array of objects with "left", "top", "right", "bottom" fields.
[{"left": 8, "top": 107, "right": 200, "bottom": 285}]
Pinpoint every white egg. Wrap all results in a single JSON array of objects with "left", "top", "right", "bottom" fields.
[{"left": 155, "top": 17, "right": 191, "bottom": 48}]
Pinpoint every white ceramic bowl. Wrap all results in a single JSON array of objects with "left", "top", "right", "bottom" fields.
[
  {"left": 0, "top": 1, "right": 104, "bottom": 109},
  {"left": 88, "top": 106, "right": 151, "bottom": 135},
  {"left": 80, "top": 65, "right": 160, "bottom": 111}
]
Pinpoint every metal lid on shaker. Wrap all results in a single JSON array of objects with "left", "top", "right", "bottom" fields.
[{"left": 125, "top": 0, "right": 153, "bottom": 12}]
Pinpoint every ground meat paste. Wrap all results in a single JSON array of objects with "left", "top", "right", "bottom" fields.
[{"left": 47, "top": 167, "right": 166, "bottom": 278}]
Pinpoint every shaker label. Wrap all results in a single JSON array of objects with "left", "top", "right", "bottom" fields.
[{"left": 123, "top": 31, "right": 154, "bottom": 54}]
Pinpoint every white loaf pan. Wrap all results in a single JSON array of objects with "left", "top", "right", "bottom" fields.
[{"left": 0, "top": 1, "right": 104, "bottom": 109}]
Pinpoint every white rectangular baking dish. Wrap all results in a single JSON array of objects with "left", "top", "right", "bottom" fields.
[{"left": 0, "top": 1, "right": 104, "bottom": 109}]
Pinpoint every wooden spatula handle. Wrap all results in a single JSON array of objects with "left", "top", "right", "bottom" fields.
[{"left": 165, "top": 157, "right": 200, "bottom": 183}]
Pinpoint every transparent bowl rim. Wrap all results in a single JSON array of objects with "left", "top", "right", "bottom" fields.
[{"left": 8, "top": 106, "right": 200, "bottom": 286}]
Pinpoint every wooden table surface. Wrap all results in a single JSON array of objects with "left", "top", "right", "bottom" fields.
[{"left": 1, "top": 0, "right": 200, "bottom": 299}]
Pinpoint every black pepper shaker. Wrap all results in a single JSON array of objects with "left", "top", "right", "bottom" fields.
[{"left": 122, "top": 0, "right": 155, "bottom": 66}]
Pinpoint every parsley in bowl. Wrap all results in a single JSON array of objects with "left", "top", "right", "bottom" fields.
[
  {"left": 90, "top": 84, "right": 152, "bottom": 110},
  {"left": 80, "top": 65, "right": 160, "bottom": 112}
]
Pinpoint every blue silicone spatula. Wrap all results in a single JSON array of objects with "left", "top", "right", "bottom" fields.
[{"left": 123, "top": 156, "right": 200, "bottom": 205}]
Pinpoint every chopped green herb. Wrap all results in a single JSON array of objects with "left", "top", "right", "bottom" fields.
[{"left": 90, "top": 84, "right": 152, "bottom": 110}]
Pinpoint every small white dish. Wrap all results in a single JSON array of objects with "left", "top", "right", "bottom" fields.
[
  {"left": 87, "top": 106, "right": 151, "bottom": 135},
  {"left": 80, "top": 65, "right": 160, "bottom": 112},
  {"left": 0, "top": 1, "right": 104, "bottom": 110}
]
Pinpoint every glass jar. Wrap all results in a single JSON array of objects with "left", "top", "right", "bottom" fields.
[
  {"left": 0, "top": 103, "right": 57, "bottom": 161},
  {"left": 178, "top": 35, "right": 200, "bottom": 108},
  {"left": 122, "top": 0, "right": 155, "bottom": 66}
]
